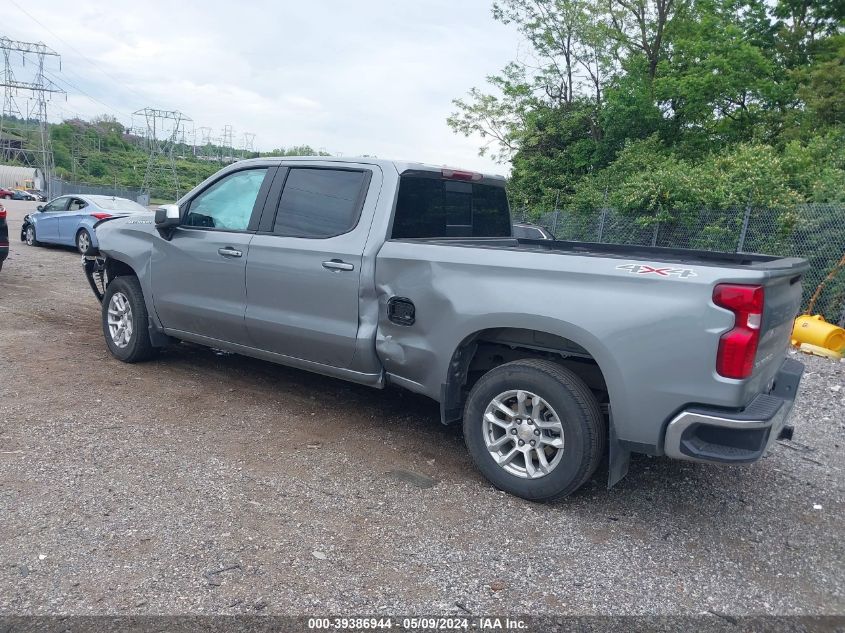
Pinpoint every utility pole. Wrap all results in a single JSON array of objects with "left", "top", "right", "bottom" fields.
[
  {"left": 0, "top": 37, "right": 65, "bottom": 196},
  {"left": 133, "top": 107, "right": 192, "bottom": 201}
]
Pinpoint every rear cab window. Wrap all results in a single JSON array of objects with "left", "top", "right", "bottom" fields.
[{"left": 391, "top": 172, "right": 511, "bottom": 239}]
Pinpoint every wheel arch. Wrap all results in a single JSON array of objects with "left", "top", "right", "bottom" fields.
[
  {"left": 439, "top": 322, "right": 635, "bottom": 488},
  {"left": 104, "top": 256, "right": 137, "bottom": 282},
  {"left": 102, "top": 255, "right": 172, "bottom": 348},
  {"left": 440, "top": 325, "right": 620, "bottom": 427},
  {"left": 75, "top": 225, "right": 94, "bottom": 249}
]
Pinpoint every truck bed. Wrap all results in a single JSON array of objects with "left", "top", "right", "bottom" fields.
[{"left": 407, "top": 237, "right": 808, "bottom": 271}]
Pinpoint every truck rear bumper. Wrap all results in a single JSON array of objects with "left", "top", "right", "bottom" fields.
[{"left": 664, "top": 357, "right": 804, "bottom": 463}]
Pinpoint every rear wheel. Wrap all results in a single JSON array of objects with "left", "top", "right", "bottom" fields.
[
  {"left": 463, "top": 358, "right": 605, "bottom": 501},
  {"left": 102, "top": 275, "right": 158, "bottom": 363},
  {"left": 76, "top": 229, "right": 93, "bottom": 255},
  {"left": 24, "top": 225, "right": 39, "bottom": 246}
]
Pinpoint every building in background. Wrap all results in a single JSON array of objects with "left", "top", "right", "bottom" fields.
[{"left": 0, "top": 164, "right": 43, "bottom": 190}]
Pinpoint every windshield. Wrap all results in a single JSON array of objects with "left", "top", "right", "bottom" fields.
[{"left": 88, "top": 196, "right": 149, "bottom": 213}]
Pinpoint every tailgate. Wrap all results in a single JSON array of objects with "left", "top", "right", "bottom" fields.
[{"left": 745, "top": 265, "right": 806, "bottom": 398}]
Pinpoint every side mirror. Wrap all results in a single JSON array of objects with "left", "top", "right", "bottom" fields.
[
  {"left": 36, "top": 205, "right": 44, "bottom": 212},
  {"left": 154, "top": 204, "right": 180, "bottom": 239}
]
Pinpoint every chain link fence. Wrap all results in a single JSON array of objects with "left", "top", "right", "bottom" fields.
[
  {"left": 49, "top": 178, "right": 149, "bottom": 206},
  {"left": 514, "top": 204, "right": 845, "bottom": 326}
]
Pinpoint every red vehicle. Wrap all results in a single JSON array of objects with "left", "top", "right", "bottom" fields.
[
  {"left": 0, "top": 187, "right": 14, "bottom": 200},
  {"left": 0, "top": 203, "right": 8, "bottom": 271}
]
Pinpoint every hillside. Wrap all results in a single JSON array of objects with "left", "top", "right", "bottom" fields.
[{"left": 44, "top": 116, "right": 329, "bottom": 200}]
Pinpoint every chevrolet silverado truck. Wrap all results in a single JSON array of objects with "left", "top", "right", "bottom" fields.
[{"left": 82, "top": 157, "right": 808, "bottom": 501}]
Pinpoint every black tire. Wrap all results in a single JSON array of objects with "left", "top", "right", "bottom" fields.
[
  {"left": 24, "top": 224, "right": 39, "bottom": 246},
  {"left": 76, "top": 228, "right": 93, "bottom": 255},
  {"left": 463, "top": 358, "right": 606, "bottom": 501},
  {"left": 101, "top": 275, "right": 158, "bottom": 363}
]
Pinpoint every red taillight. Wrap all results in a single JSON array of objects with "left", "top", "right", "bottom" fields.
[
  {"left": 442, "top": 168, "right": 482, "bottom": 182},
  {"left": 0, "top": 207, "right": 6, "bottom": 220},
  {"left": 91, "top": 212, "right": 112, "bottom": 220},
  {"left": 713, "top": 284, "right": 765, "bottom": 379}
]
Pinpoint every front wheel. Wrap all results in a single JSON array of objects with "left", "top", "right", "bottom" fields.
[
  {"left": 24, "top": 225, "right": 39, "bottom": 246},
  {"left": 463, "top": 358, "right": 606, "bottom": 501},
  {"left": 102, "top": 275, "right": 158, "bottom": 363}
]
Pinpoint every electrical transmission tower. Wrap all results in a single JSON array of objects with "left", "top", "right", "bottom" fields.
[
  {"left": 240, "top": 132, "right": 256, "bottom": 158},
  {"left": 221, "top": 124, "right": 234, "bottom": 163},
  {"left": 197, "top": 126, "right": 217, "bottom": 162},
  {"left": 70, "top": 122, "right": 101, "bottom": 180},
  {"left": 0, "top": 37, "right": 65, "bottom": 195},
  {"left": 177, "top": 122, "right": 195, "bottom": 156},
  {"left": 133, "top": 107, "right": 192, "bottom": 200}
]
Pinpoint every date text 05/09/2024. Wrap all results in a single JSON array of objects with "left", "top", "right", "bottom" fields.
[{"left": 307, "top": 616, "right": 528, "bottom": 630}]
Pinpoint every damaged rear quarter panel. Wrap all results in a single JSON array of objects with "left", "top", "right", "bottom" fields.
[{"left": 374, "top": 240, "right": 751, "bottom": 449}]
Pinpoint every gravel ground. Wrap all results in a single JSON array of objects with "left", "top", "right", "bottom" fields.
[{"left": 0, "top": 199, "right": 843, "bottom": 616}]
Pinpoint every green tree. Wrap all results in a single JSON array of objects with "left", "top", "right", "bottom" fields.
[{"left": 450, "top": 0, "right": 845, "bottom": 212}]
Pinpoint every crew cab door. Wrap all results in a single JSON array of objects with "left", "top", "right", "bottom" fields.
[
  {"left": 244, "top": 163, "right": 380, "bottom": 368},
  {"left": 151, "top": 165, "right": 276, "bottom": 346}
]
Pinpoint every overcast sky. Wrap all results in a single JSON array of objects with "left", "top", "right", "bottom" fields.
[{"left": 3, "top": 0, "right": 523, "bottom": 174}]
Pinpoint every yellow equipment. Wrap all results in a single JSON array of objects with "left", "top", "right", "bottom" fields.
[
  {"left": 797, "top": 343, "right": 843, "bottom": 360},
  {"left": 791, "top": 314, "right": 845, "bottom": 353}
]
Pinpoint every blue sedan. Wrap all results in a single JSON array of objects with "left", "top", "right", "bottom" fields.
[{"left": 21, "top": 194, "right": 150, "bottom": 254}]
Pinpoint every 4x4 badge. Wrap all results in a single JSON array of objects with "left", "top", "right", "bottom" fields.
[{"left": 616, "top": 263, "right": 697, "bottom": 278}]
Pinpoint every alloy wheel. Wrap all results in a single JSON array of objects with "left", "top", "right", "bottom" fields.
[
  {"left": 482, "top": 389, "right": 565, "bottom": 479},
  {"left": 107, "top": 292, "right": 134, "bottom": 348}
]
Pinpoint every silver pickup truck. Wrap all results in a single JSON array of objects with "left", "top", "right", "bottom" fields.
[{"left": 83, "top": 157, "right": 808, "bottom": 501}]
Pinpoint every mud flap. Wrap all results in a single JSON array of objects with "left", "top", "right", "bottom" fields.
[
  {"left": 608, "top": 408, "right": 630, "bottom": 488},
  {"left": 148, "top": 318, "right": 176, "bottom": 347}
]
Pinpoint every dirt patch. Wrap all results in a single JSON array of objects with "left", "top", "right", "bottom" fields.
[{"left": 1, "top": 199, "right": 843, "bottom": 615}]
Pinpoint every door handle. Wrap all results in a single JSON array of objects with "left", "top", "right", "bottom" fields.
[
  {"left": 322, "top": 259, "right": 354, "bottom": 271},
  {"left": 218, "top": 247, "right": 243, "bottom": 258}
]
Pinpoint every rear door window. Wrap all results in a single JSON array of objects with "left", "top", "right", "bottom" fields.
[
  {"left": 273, "top": 168, "right": 368, "bottom": 238},
  {"left": 391, "top": 176, "right": 511, "bottom": 239}
]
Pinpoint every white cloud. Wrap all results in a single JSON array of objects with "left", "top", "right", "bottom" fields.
[{"left": 3, "top": 0, "right": 521, "bottom": 174}]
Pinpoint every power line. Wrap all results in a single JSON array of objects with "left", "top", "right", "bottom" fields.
[
  {"left": 6, "top": 0, "right": 135, "bottom": 124},
  {"left": 8, "top": 0, "right": 148, "bottom": 103},
  {"left": 0, "top": 36, "right": 64, "bottom": 195},
  {"left": 42, "top": 69, "right": 129, "bottom": 124}
]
